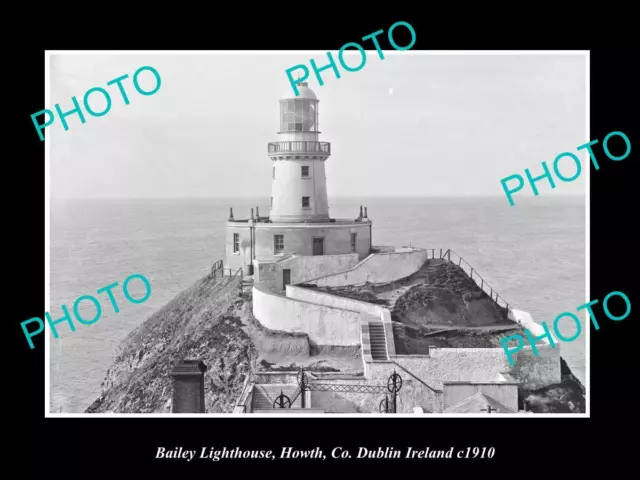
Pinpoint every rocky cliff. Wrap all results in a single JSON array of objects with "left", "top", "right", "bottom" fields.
[
  {"left": 86, "top": 275, "right": 257, "bottom": 413},
  {"left": 86, "top": 274, "right": 357, "bottom": 413}
]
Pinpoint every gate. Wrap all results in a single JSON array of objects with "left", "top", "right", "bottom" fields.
[{"left": 273, "top": 368, "right": 403, "bottom": 413}]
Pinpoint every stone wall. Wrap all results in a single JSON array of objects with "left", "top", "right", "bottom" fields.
[
  {"left": 255, "top": 261, "right": 280, "bottom": 292},
  {"left": 510, "top": 344, "right": 561, "bottom": 389},
  {"left": 252, "top": 284, "right": 363, "bottom": 346},
  {"left": 253, "top": 372, "right": 300, "bottom": 384},
  {"left": 388, "top": 349, "right": 510, "bottom": 391},
  {"left": 305, "top": 248, "right": 429, "bottom": 287}
]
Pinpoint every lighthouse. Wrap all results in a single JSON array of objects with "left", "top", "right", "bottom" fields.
[
  {"left": 225, "top": 81, "right": 372, "bottom": 290},
  {"left": 269, "top": 81, "right": 330, "bottom": 223}
]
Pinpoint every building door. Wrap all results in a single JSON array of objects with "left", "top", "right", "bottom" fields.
[
  {"left": 313, "top": 237, "right": 324, "bottom": 256},
  {"left": 283, "top": 269, "right": 291, "bottom": 287}
]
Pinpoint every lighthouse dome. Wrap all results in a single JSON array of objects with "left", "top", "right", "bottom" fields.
[{"left": 281, "top": 81, "right": 317, "bottom": 101}]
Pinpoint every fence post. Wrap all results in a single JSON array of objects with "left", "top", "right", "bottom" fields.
[
  {"left": 470, "top": 268, "right": 473, "bottom": 280},
  {"left": 481, "top": 279, "right": 484, "bottom": 291},
  {"left": 458, "top": 257, "right": 462, "bottom": 266},
  {"left": 439, "top": 248, "right": 442, "bottom": 259},
  {"left": 448, "top": 250, "right": 451, "bottom": 261}
]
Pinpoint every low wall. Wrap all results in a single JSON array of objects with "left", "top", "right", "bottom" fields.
[
  {"left": 252, "top": 372, "right": 300, "bottom": 384},
  {"left": 281, "top": 253, "right": 360, "bottom": 286},
  {"left": 285, "top": 285, "right": 382, "bottom": 316},
  {"left": 252, "top": 285, "right": 363, "bottom": 346},
  {"left": 305, "top": 248, "right": 429, "bottom": 287},
  {"left": 287, "top": 285, "right": 397, "bottom": 357}
]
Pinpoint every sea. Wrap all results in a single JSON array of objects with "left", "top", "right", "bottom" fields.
[{"left": 49, "top": 196, "right": 586, "bottom": 413}]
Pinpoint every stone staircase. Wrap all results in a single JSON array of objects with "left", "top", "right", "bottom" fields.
[
  {"left": 368, "top": 321, "right": 389, "bottom": 360},
  {"left": 242, "top": 276, "right": 254, "bottom": 290},
  {"left": 251, "top": 384, "right": 302, "bottom": 410}
]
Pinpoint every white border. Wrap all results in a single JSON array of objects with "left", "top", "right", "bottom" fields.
[{"left": 45, "top": 50, "right": 590, "bottom": 418}]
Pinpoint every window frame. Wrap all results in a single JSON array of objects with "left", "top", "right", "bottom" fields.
[
  {"left": 233, "top": 233, "right": 240, "bottom": 253},
  {"left": 302, "top": 196, "right": 310, "bottom": 209},
  {"left": 301, "top": 166, "right": 310, "bottom": 178},
  {"left": 350, "top": 233, "right": 357, "bottom": 253},
  {"left": 274, "top": 234, "right": 284, "bottom": 255}
]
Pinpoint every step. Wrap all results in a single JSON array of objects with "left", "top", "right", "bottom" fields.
[
  {"left": 368, "top": 320, "right": 388, "bottom": 360},
  {"left": 251, "top": 385, "right": 302, "bottom": 410}
]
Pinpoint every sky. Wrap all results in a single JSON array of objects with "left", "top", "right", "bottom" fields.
[{"left": 49, "top": 52, "right": 587, "bottom": 199}]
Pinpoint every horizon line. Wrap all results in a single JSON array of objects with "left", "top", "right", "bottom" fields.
[{"left": 50, "top": 194, "right": 586, "bottom": 200}]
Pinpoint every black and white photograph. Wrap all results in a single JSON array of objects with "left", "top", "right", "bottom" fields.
[{"left": 45, "top": 50, "right": 588, "bottom": 416}]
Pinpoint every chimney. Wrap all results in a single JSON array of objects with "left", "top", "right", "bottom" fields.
[
  {"left": 358, "top": 205, "right": 363, "bottom": 219},
  {"left": 250, "top": 208, "right": 254, "bottom": 220},
  {"left": 229, "top": 208, "right": 234, "bottom": 221},
  {"left": 364, "top": 207, "right": 368, "bottom": 219},
  {"left": 170, "top": 358, "right": 207, "bottom": 413},
  {"left": 256, "top": 206, "right": 260, "bottom": 218}
]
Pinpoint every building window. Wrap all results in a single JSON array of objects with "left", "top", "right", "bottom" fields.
[
  {"left": 302, "top": 197, "right": 310, "bottom": 208},
  {"left": 274, "top": 235, "right": 284, "bottom": 254},
  {"left": 351, "top": 233, "right": 357, "bottom": 253},
  {"left": 233, "top": 233, "right": 240, "bottom": 253},
  {"left": 301, "top": 166, "right": 310, "bottom": 178}
]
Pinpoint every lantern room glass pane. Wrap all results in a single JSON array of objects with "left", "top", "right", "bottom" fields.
[{"left": 279, "top": 99, "right": 319, "bottom": 131}]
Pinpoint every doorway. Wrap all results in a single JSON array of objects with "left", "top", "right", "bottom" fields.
[
  {"left": 313, "top": 237, "right": 324, "bottom": 256},
  {"left": 283, "top": 269, "right": 291, "bottom": 287}
]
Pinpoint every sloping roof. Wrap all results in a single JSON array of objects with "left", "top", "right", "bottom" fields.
[{"left": 443, "top": 391, "right": 516, "bottom": 413}]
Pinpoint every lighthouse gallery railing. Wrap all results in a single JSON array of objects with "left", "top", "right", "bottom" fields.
[{"left": 268, "top": 141, "right": 331, "bottom": 154}]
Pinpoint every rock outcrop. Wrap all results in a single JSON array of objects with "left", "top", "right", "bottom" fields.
[{"left": 86, "top": 276, "right": 257, "bottom": 413}]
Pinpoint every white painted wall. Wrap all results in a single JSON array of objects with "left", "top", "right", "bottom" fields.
[
  {"left": 306, "top": 249, "right": 429, "bottom": 287},
  {"left": 271, "top": 159, "right": 329, "bottom": 222},
  {"left": 252, "top": 284, "right": 362, "bottom": 346},
  {"left": 279, "top": 253, "right": 359, "bottom": 287},
  {"left": 285, "top": 285, "right": 383, "bottom": 316}
]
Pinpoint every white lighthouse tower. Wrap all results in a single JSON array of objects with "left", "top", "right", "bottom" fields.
[
  {"left": 225, "top": 81, "right": 372, "bottom": 288},
  {"left": 269, "top": 81, "right": 330, "bottom": 223}
]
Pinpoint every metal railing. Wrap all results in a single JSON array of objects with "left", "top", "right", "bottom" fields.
[
  {"left": 211, "top": 259, "right": 224, "bottom": 278},
  {"left": 430, "top": 248, "right": 511, "bottom": 314},
  {"left": 273, "top": 368, "right": 402, "bottom": 413},
  {"left": 234, "top": 370, "right": 255, "bottom": 412},
  {"left": 268, "top": 141, "right": 331, "bottom": 155}
]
